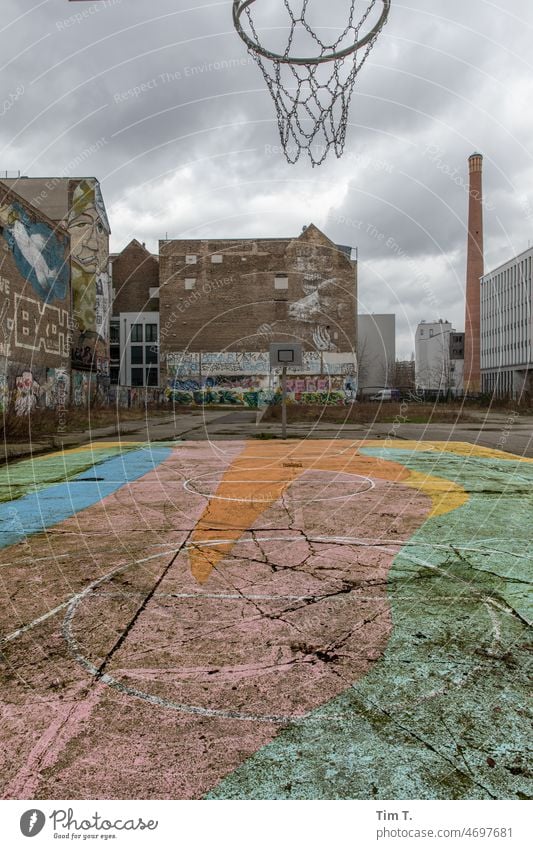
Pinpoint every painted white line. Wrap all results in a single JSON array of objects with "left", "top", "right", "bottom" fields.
[
  {"left": 183, "top": 472, "right": 375, "bottom": 503},
  {"left": 0, "top": 547, "right": 178, "bottom": 646}
]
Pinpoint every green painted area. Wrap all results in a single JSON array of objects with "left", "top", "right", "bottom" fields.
[
  {"left": 208, "top": 448, "right": 532, "bottom": 800},
  {"left": 0, "top": 445, "right": 138, "bottom": 504}
]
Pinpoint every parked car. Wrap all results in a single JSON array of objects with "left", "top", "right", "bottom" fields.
[{"left": 369, "top": 389, "right": 401, "bottom": 402}]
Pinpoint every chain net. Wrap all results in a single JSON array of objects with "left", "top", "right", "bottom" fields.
[{"left": 241, "top": 0, "right": 388, "bottom": 166}]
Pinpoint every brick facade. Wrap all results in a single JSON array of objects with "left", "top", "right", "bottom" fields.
[
  {"left": 111, "top": 239, "right": 159, "bottom": 314},
  {"left": 159, "top": 225, "right": 357, "bottom": 404}
]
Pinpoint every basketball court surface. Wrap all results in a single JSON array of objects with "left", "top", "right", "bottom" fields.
[{"left": 0, "top": 438, "right": 530, "bottom": 799}]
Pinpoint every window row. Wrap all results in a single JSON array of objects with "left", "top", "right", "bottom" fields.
[
  {"left": 184, "top": 254, "right": 223, "bottom": 264},
  {"left": 181, "top": 276, "right": 288, "bottom": 291},
  {"left": 131, "top": 345, "right": 158, "bottom": 365},
  {"left": 130, "top": 323, "right": 158, "bottom": 342}
]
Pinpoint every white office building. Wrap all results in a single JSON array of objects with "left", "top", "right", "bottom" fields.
[
  {"left": 415, "top": 320, "right": 464, "bottom": 395},
  {"left": 480, "top": 246, "right": 533, "bottom": 398},
  {"left": 357, "top": 314, "right": 396, "bottom": 393}
]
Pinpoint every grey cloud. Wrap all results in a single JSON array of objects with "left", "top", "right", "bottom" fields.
[{"left": 1, "top": 0, "right": 531, "bottom": 357}]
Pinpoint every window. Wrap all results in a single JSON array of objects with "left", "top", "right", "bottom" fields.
[
  {"left": 110, "top": 345, "right": 120, "bottom": 361},
  {"left": 145, "top": 324, "right": 158, "bottom": 343},
  {"left": 185, "top": 278, "right": 196, "bottom": 290},
  {"left": 145, "top": 345, "right": 158, "bottom": 364},
  {"left": 146, "top": 367, "right": 158, "bottom": 386},
  {"left": 131, "top": 346, "right": 143, "bottom": 364},
  {"left": 110, "top": 367, "right": 120, "bottom": 385},
  {"left": 185, "top": 255, "right": 197, "bottom": 264},
  {"left": 274, "top": 276, "right": 289, "bottom": 290},
  {"left": 211, "top": 254, "right": 223, "bottom": 264},
  {"left": 131, "top": 367, "right": 144, "bottom": 386},
  {"left": 131, "top": 323, "right": 143, "bottom": 342},
  {"left": 110, "top": 323, "right": 119, "bottom": 344}
]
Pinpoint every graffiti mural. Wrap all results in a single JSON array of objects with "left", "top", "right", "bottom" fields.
[
  {"left": 67, "top": 179, "right": 110, "bottom": 339},
  {"left": 14, "top": 293, "right": 69, "bottom": 357},
  {"left": 14, "top": 371, "right": 40, "bottom": 416},
  {"left": 0, "top": 202, "right": 69, "bottom": 303}
]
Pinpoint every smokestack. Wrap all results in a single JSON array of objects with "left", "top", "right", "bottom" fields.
[{"left": 464, "top": 152, "right": 484, "bottom": 393}]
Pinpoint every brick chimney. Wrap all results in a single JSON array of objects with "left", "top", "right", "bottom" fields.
[{"left": 464, "top": 153, "right": 484, "bottom": 393}]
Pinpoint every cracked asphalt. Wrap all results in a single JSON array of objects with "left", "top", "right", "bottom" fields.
[{"left": 0, "top": 437, "right": 531, "bottom": 799}]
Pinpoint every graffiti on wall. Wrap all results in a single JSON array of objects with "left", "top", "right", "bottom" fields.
[
  {"left": 72, "top": 371, "right": 95, "bottom": 407},
  {"left": 14, "top": 293, "right": 69, "bottom": 356},
  {"left": 166, "top": 351, "right": 343, "bottom": 378},
  {"left": 0, "top": 202, "right": 69, "bottom": 303},
  {"left": 43, "top": 368, "right": 69, "bottom": 409},
  {"left": 165, "top": 351, "right": 358, "bottom": 407},
  {"left": 0, "top": 372, "right": 8, "bottom": 412},
  {"left": 14, "top": 371, "right": 40, "bottom": 416}
]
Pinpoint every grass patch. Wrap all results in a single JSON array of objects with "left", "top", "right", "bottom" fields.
[{"left": 262, "top": 402, "right": 483, "bottom": 425}]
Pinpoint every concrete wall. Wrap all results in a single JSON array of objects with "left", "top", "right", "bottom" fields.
[
  {"left": 0, "top": 181, "right": 71, "bottom": 414},
  {"left": 357, "top": 314, "right": 396, "bottom": 391}
]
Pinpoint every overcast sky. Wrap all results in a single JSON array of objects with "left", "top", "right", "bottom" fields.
[{"left": 1, "top": 0, "right": 531, "bottom": 356}]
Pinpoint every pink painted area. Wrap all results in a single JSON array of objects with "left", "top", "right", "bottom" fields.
[{"left": 0, "top": 441, "right": 432, "bottom": 799}]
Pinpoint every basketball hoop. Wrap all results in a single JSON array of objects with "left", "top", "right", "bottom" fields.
[{"left": 233, "top": 1, "right": 391, "bottom": 166}]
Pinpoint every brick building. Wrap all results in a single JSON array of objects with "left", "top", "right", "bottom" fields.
[
  {"left": 159, "top": 224, "right": 358, "bottom": 405},
  {"left": 0, "top": 180, "right": 71, "bottom": 414},
  {"left": 2, "top": 176, "right": 111, "bottom": 406},
  {"left": 110, "top": 239, "right": 160, "bottom": 389}
]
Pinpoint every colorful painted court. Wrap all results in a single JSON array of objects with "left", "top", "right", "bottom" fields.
[{"left": 0, "top": 438, "right": 531, "bottom": 799}]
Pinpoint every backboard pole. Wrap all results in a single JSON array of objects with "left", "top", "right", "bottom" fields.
[{"left": 281, "top": 365, "right": 287, "bottom": 440}]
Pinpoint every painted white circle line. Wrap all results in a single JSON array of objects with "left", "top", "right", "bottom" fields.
[
  {"left": 183, "top": 472, "right": 375, "bottom": 503},
  {"left": 62, "top": 531, "right": 527, "bottom": 724}
]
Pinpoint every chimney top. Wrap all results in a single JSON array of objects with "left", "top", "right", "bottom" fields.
[{"left": 469, "top": 152, "right": 483, "bottom": 173}]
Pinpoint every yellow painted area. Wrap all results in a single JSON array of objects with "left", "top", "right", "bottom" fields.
[
  {"left": 363, "top": 440, "right": 533, "bottom": 463},
  {"left": 190, "top": 440, "right": 414, "bottom": 583},
  {"left": 405, "top": 470, "right": 469, "bottom": 517},
  {"left": 36, "top": 441, "right": 145, "bottom": 461}
]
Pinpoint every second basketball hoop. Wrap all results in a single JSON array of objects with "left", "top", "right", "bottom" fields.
[{"left": 233, "top": 0, "right": 391, "bottom": 166}]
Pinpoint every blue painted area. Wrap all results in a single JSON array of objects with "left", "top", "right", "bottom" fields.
[{"left": 0, "top": 446, "right": 172, "bottom": 549}]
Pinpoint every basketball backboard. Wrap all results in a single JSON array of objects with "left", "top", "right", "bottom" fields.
[{"left": 269, "top": 343, "right": 303, "bottom": 369}]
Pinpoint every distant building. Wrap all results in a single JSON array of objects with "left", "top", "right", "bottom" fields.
[
  {"left": 110, "top": 239, "right": 160, "bottom": 389},
  {"left": 449, "top": 331, "right": 465, "bottom": 396},
  {"left": 2, "top": 176, "right": 111, "bottom": 405},
  {"left": 393, "top": 359, "right": 416, "bottom": 391},
  {"left": 0, "top": 180, "right": 70, "bottom": 413},
  {"left": 415, "top": 319, "right": 464, "bottom": 395},
  {"left": 480, "top": 246, "right": 533, "bottom": 398},
  {"left": 159, "top": 224, "right": 358, "bottom": 404},
  {"left": 357, "top": 314, "right": 396, "bottom": 394}
]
